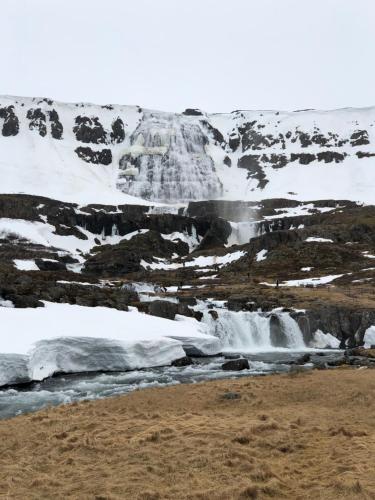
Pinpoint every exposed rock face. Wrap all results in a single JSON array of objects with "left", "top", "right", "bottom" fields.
[
  {"left": 350, "top": 130, "right": 369, "bottom": 146},
  {"left": 110, "top": 117, "right": 125, "bottom": 144},
  {"left": 290, "top": 153, "right": 316, "bottom": 165},
  {"left": 27, "top": 108, "right": 47, "bottom": 137},
  {"left": 84, "top": 230, "right": 189, "bottom": 277},
  {"left": 75, "top": 147, "right": 112, "bottom": 165},
  {"left": 182, "top": 108, "right": 203, "bottom": 116},
  {"left": 195, "top": 217, "right": 232, "bottom": 250},
  {"left": 48, "top": 109, "right": 63, "bottom": 139},
  {"left": 237, "top": 155, "right": 268, "bottom": 188},
  {"left": 299, "top": 308, "right": 375, "bottom": 348},
  {"left": 0, "top": 272, "right": 137, "bottom": 310},
  {"left": 147, "top": 300, "right": 193, "bottom": 320},
  {"left": 0, "top": 105, "right": 19, "bottom": 136},
  {"left": 73, "top": 116, "right": 108, "bottom": 144}
]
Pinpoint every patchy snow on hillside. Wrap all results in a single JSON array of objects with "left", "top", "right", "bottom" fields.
[
  {"left": 305, "top": 237, "right": 334, "bottom": 243},
  {"left": 256, "top": 249, "right": 268, "bottom": 262},
  {"left": 261, "top": 274, "right": 344, "bottom": 287},
  {"left": 0, "top": 95, "right": 375, "bottom": 205},
  {"left": 141, "top": 250, "right": 247, "bottom": 271}
]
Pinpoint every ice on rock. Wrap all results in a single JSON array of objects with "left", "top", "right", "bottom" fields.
[{"left": 117, "top": 111, "right": 223, "bottom": 202}]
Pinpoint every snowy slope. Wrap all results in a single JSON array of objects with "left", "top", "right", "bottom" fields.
[{"left": 0, "top": 95, "right": 375, "bottom": 204}]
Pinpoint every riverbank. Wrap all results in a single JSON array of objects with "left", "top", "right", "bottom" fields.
[{"left": 1, "top": 368, "right": 375, "bottom": 499}]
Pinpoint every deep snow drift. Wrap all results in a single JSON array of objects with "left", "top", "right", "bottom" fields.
[
  {"left": 0, "top": 302, "right": 220, "bottom": 386},
  {"left": 0, "top": 95, "right": 375, "bottom": 204}
]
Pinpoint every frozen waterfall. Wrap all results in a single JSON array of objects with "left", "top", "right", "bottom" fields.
[{"left": 117, "top": 111, "right": 223, "bottom": 202}]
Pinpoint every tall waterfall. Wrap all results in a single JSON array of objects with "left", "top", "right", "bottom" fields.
[
  {"left": 117, "top": 111, "right": 223, "bottom": 202},
  {"left": 201, "top": 309, "right": 306, "bottom": 351}
]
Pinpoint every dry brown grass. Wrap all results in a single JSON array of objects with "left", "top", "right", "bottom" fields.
[
  {"left": 1, "top": 369, "right": 375, "bottom": 499},
  {"left": 190, "top": 280, "right": 375, "bottom": 310}
]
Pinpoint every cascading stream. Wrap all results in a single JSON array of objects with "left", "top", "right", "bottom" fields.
[{"left": 201, "top": 309, "right": 306, "bottom": 351}]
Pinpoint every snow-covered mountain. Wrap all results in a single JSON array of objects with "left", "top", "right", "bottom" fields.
[{"left": 0, "top": 95, "right": 375, "bottom": 204}]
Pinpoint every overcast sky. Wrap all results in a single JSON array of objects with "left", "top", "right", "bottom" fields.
[{"left": 2, "top": 0, "right": 374, "bottom": 112}]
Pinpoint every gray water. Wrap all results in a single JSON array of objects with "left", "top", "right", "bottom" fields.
[{"left": 0, "top": 351, "right": 318, "bottom": 419}]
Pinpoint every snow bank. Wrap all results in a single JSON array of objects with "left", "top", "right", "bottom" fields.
[
  {"left": 0, "top": 302, "right": 220, "bottom": 385},
  {"left": 363, "top": 326, "right": 375, "bottom": 348},
  {"left": 310, "top": 330, "right": 340, "bottom": 349}
]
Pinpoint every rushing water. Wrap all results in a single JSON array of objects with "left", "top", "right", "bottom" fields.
[
  {"left": 0, "top": 351, "right": 312, "bottom": 420},
  {"left": 0, "top": 306, "right": 341, "bottom": 419},
  {"left": 200, "top": 309, "right": 307, "bottom": 351}
]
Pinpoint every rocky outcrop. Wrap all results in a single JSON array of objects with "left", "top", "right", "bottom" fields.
[
  {"left": 73, "top": 116, "right": 108, "bottom": 144},
  {"left": 0, "top": 105, "right": 19, "bottom": 136},
  {"left": 350, "top": 130, "right": 369, "bottom": 147},
  {"left": 75, "top": 147, "right": 112, "bottom": 165},
  {"left": 237, "top": 155, "right": 268, "bottom": 188},
  {"left": 296, "top": 308, "right": 375, "bottom": 348},
  {"left": 196, "top": 217, "right": 232, "bottom": 251},
  {"left": 147, "top": 300, "right": 194, "bottom": 320},
  {"left": 0, "top": 271, "right": 138, "bottom": 310},
  {"left": 84, "top": 230, "right": 189, "bottom": 277},
  {"left": 27, "top": 108, "right": 47, "bottom": 137}
]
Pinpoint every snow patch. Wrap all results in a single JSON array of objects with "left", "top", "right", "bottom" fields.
[
  {"left": 256, "top": 249, "right": 268, "bottom": 262},
  {"left": 305, "top": 237, "right": 334, "bottom": 243},
  {"left": 13, "top": 259, "right": 39, "bottom": 271},
  {"left": 364, "top": 326, "right": 375, "bottom": 348}
]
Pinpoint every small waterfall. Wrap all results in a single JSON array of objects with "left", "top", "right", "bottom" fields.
[
  {"left": 201, "top": 308, "right": 306, "bottom": 351},
  {"left": 227, "top": 221, "right": 257, "bottom": 246},
  {"left": 117, "top": 111, "right": 223, "bottom": 202},
  {"left": 277, "top": 313, "right": 306, "bottom": 349}
]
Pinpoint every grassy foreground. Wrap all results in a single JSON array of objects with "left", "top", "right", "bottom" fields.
[{"left": 1, "top": 369, "right": 375, "bottom": 499}]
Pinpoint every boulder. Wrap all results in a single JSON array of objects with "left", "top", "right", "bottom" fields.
[
  {"left": 35, "top": 259, "right": 66, "bottom": 272},
  {"left": 171, "top": 356, "right": 193, "bottom": 367},
  {"left": 222, "top": 358, "right": 249, "bottom": 371}
]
